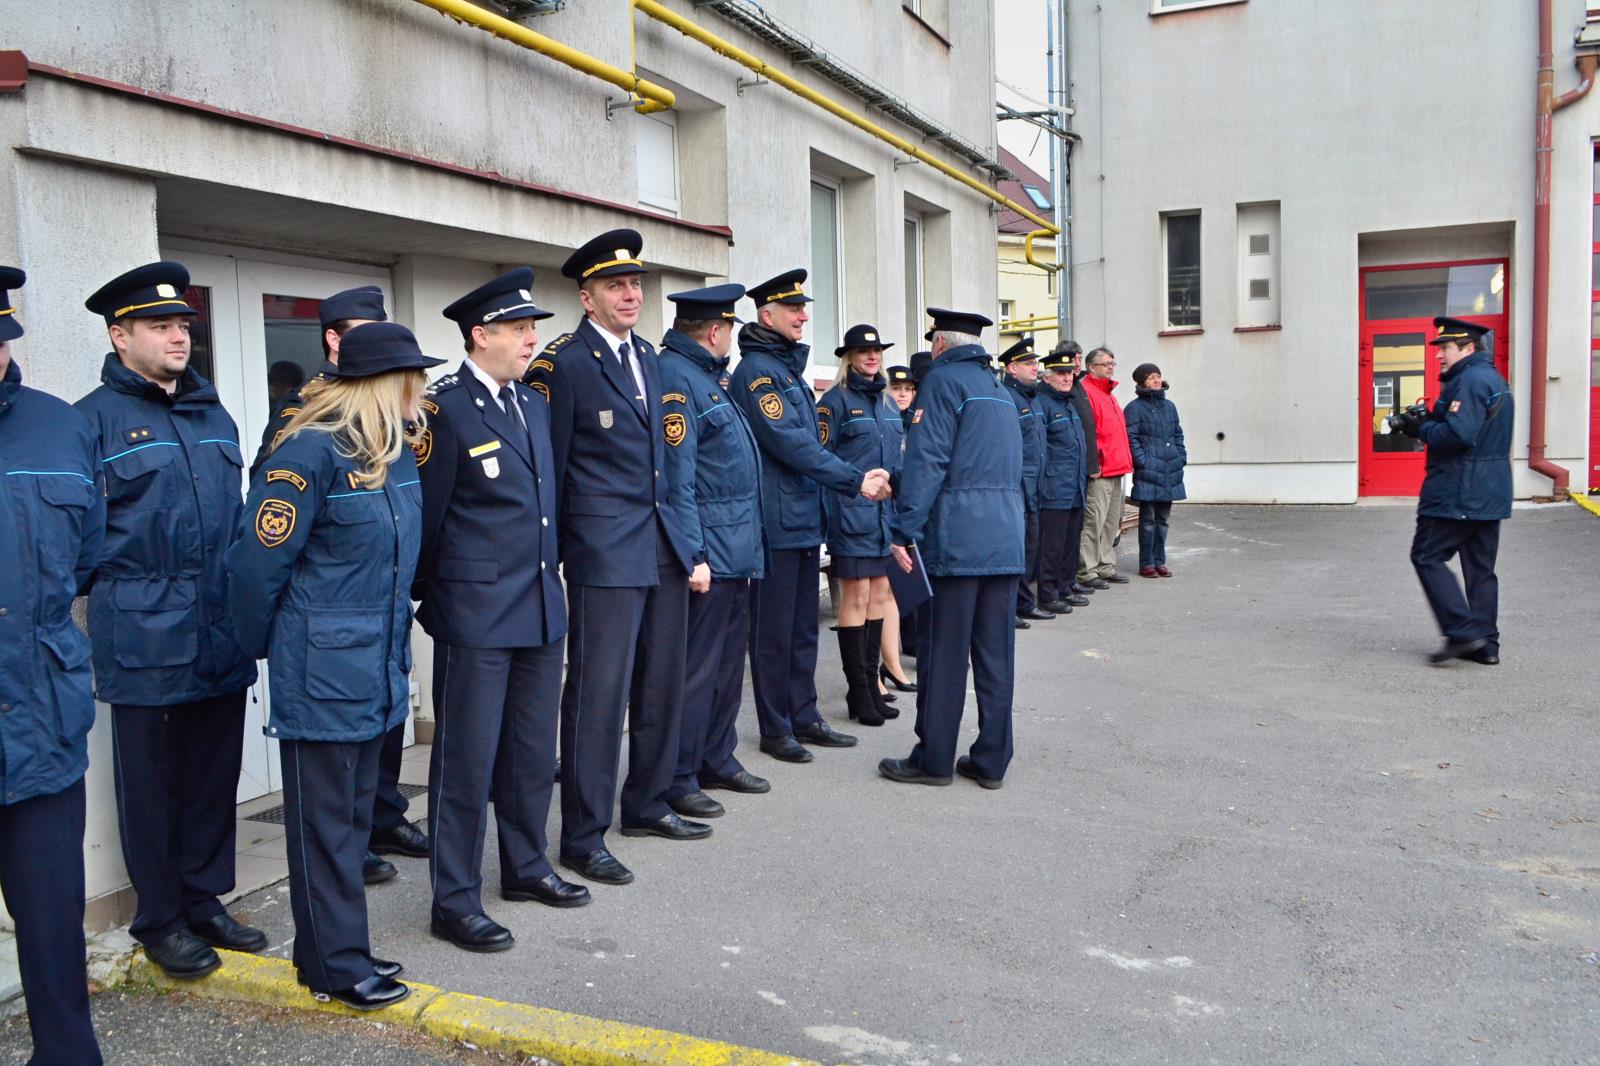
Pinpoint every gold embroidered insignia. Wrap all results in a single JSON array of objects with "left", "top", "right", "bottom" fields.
[
  {"left": 759, "top": 392, "right": 784, "bottom": 421},
  {"left": 346, "top": 471, "right": 363, "bottom": 490},
  {"left": 280, "top": 407, "right": 302, "bottom": 417},
  {"left": 529, "top": 358, "right": 555, "bottom": 374},
  {"left": 411, "top": 430, "right": 433, "bottom": 468},
  {"left": 468, "top": 441, "right": 501, "bottom": 458},
  {"left": 664, "top": 412, "right": 687, "bottom": 447},
  {"left": 662, "top": 392, "right": 687, "bottom": 405},
  {"left": 254, "top": 499, "right": 296, "bottom": 548},
  {"left": 530, "top": 381, "right": 550, "bottom": 401},
  {"left": 265, "top": 469, "right": 307, "bottom": 492},
  {"left": 747, "top": 376, "right": 773, "bottom": 392},
  {"left": 123, "top": 426, "right": 155, "bottom": 443},
  {"left": 419, "top": 398, "right": 440, "bottom": 416},
  {"left": 818, "top": 419, "right": 830, "bottom": 446}
]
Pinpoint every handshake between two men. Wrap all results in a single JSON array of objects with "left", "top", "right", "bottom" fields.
[{"left": 860, "top": 468, "right": 893, "bottom": 502}]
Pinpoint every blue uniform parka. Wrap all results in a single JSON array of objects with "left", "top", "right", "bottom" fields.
[
  {"left": 226, "top": 429, "right": 421, "bottom": 743},
  {"left": 1000, "top": 374, "right": 1044, "bottom": 513},
  {"left": 817, "top": 370, "right": 903, "bottom": 559},
  {"left": 1417, "top": 349, "right": 1514, "bottom": 521},
  {"left": 657, "top": 329, "right": 765, "bottom": 580},
  {"left": 890, "top": 344, "right": 1025, "bottom": 577},
  {"left": 729, "top": 324, "right": 864, "bottom": 552},
  {"left": 1036, "top": 383, "right": 1088, "bottom": 510},
  {"left": 75, "top": 354, "right": 256, "bottom": 706},
  {"left": 1123, "top": 384, "right": 1188, "bottom": 503},
  {"left": 0, "top": 361, "right": 105, "bottom": 805}
]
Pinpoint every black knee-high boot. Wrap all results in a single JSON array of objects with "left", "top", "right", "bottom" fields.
[
  {"left": 836, "top": 625, "right": 884, "bottom": 726},
  {"left": 863, "top": 618, "right": 898, "bottom": 720}
]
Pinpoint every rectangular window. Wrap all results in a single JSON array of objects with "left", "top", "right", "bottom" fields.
[
  {"left": 1162, "top": 211, "right": 1202, "bottom": 329},
  {"left": 999, "top": 299, "right": 1015, "bottom": 329},
  {"left": 1151, "top": 0, "right": 1247, "bottom": 13},
  {"left": 810, "top": 178, "right": 844, "bottom": 365},
  {"left": 904, "top": 215, "right": 924, "bottom": 352},
  {"left": 1237, "top": 201, "right": 1281, "bottom": 327},
  {"left": 636, "top": 110, "right": 680, "bottom": 217},
  {"left": 1364, "top": 263, "right": 1506, "bottom": 320}
]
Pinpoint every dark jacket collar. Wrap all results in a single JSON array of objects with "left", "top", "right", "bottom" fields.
[
  {"left": 845, "top": 370, "right": 885, "bottom": 397},
  {"left": 1134, "top": 384, "right": 1169, "bottom": 400},
  {"left": 0, "top": 359, "right": 19, "bottom": 419},
  {"left": 1440, "top": 349, "right": 1491, "bottom": 383},
  {"left": 100, "top": 352, "right": 218, "bottom": 408},
  {"left": 1005, "top": 374, "right": 1037, "bottom": 398},
  {"left": 738, "top": 323, "right": 809, "bottom": 375},
  {"left": 661, "top": 329, "right": 727, "bottom": 376},
  {"left": 935, "top": 343, "right": 991, "bottom": 369}
]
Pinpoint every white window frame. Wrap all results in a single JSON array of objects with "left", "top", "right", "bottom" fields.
[
  {"left": 904, "top": 213, "right": 924, "bottom": 352},
  {"left": 1151, "top": 0, "right": 1247, "bottom": 14},
  {"left": 636, "top": 109, "right": 681, "bottom": 217},
  {"left": 809, "top": 175, "right": 845, "bottom": 368}
]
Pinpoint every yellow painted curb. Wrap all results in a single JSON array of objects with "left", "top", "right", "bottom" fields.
[
  {"left": 1571, "top": 490, "right": 1600, "bottom": 518},
  {"left": 130, "top": 950, "right": 829, "bottom": 1066}
]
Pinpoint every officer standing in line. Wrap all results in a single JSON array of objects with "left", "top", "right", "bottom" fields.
[
  {"left": 524, "top": 229, "right": 708, "bottom": 890},
  {"left": 1395, "top": 316, "right": 1513, "bottom": 665},
  {"left": 76, "top": 262, "right": 264, "bottom": 979},
  {"left": 879, "top": 362, "right": 921, "bottom": 694},
  {"left": 881, "top": 309, "right": 1023, "bottom": 790},
  {"left": 416, "top": 268, "right": 586, "bottom": 955},
  {"left": 249, "top": 286, "right": 430, "bottom": 885},
  {"left": 998, "top": 336, "right": 1052, "bottom": 627},
  {"left": 0, "top": 267, "right": 106, "bottom": 1065},
  {"left": 729, "top": 270, "right": 888, "bottom": 763},
  {"left": 227, "top": 322, "right": 440, "bottom": 1011},
  {"left": 656, "top": 284, "right": 772, "bottom": 819},
  {"left": 1035, "top": 348, "right": 1090, "bottom": 613}
]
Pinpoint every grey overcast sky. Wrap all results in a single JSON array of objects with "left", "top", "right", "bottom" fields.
[{"left": 994, "top": 0, "right": 1056, "bottom": 180}]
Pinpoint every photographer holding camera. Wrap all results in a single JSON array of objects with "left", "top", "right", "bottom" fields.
[{"left": 1394, "top": 316, "right": 1512, "bottom": 666}]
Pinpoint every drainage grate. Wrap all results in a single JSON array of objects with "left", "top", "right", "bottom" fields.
[{"left": 245, "top": 783, "right": 428, "bottom": 825}]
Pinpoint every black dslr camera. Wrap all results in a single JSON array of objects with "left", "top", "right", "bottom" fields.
[{"left": 1387, "top": 400, "right": 1431, "bottom": 437}]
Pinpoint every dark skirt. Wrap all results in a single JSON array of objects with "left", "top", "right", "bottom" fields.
[{"left": 831, "top": 553, "right": 891, "bottom": 579}]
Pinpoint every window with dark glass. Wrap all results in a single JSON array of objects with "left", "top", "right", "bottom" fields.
[{"left": 1164, "top": 212, "right": 1201, "bottom": 328}]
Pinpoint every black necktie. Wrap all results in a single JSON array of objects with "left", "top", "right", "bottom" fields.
[
  {"left": 499, "top": 386, "right": 526, "bottom": 431},
  {"left": 617, "top": 341, "right": 643, "bottom": 407}
]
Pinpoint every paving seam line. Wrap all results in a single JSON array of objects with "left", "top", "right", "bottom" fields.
[
  {"left": 1570, "top": 490, "right": 1600, "bottom": 518},
  {"left": 124, "top": 949, "right": 835, "bottom": 1066}
]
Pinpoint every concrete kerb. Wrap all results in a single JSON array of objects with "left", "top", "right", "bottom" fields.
[{"left": 124, "top": 949, "right": 832, "bottom": 1066}]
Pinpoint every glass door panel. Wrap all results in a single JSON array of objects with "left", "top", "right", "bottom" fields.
[{"left": 1370, "top": 332, "right": 1427, "bottom": 454}]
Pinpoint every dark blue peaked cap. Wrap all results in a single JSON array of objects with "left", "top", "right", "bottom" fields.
[
  {"left": 85, "top": 261, "right": 198, "bottom": 325},
  {"left": 923, "top": 307, "right": 994, "bottom": 341},
  {"left": 998, "top": 335, "right": 1037, "bottom": 364},
  {"left": 442, "top": 268, "right": 554, "bottom": 339},
  {"left": 326, "top": 322, "right": 446, "bottom": 378},
  {"left": 562, "top": 229, "right": 647, "bottom": 283},
  {"left": 0, "top": 266, "right": 23, "bottom": 342},
  {"left": 320, "top": 286, "right": 388, "bottom": 329},
  {"left": 748, "top": 268, "right": 813, "bottom": 306},
  {"left": 667, "top": 282, "right": 745, "bottom": 321},
  {"left": 1429, "top": 316, "right": 1491, "bottom": 347}
]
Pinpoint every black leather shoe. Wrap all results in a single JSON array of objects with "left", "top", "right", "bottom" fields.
[
  {"left": 1468, "top": 648, "right": 1501, "bottom": 666},
  {"left": 363, "top": 851, "right": 398, "bottom": 886},
  {"left": 1429, "top": 637, "right": 1488, "bottom": 664},
  {"left": 1086, "top": 577, "right": 1111, "bottom": 590},
  {"left": 879, "top": 665, "right": 917, "bottom": 693},
  {"left": 430, "top": 913, "right": 514, "bottom": 953},
  {"left": 759, "top": 736, "right": 815, "bottom": 763},
  {"left": 1014, "top": 619, "right": 1031, "bottom": 630},
  {"left": 1018, "top": 607, "right": 1056, "bottom": 620},
  {"left": 1040, "top": 601, "right": 1072, "bottom": 613},
  {"left": 621, "top": 812, "right": 712, "bottom": 841},
  {"left": 560, "top": 848, "right": 635, "bottom": 885},
  {"left": 369, "top": 821, "right": 430, "bottom": 858},
  {"left": 1065, "top": 594, "right": 1090, "bottom": 607},
  {"left": 701, "top": 769, "right": 771, "bottom": 793},
  {"left": 956, "top": 755, "right": 1004, "bottom": 790},
  {"left": 1105, "top": 573, "right": 1131, "bottom": 584},
  {"left": 502, "top": 872, "right": 592, "bottom": 908},
  {"left": 668, "top": 790, "right": 725, "bottom": 819},
  {"left": 877, "top": 757, "right": 953, "bottom": 787},
  {"left": 315, "top": 974, "right": 412, "bottom": 1011},
  {"left": 1072, "top": 584, "right": 1095, "bottom": 596},
  {"left": 795, "top": 721, "right": 858, "bottom": 748},
  {"left": 145, "top": 930, "right": 222, "bottom": 979},
  {"left": 189, "top": 913, "right": 268, "bottom": 954},
  {"left": 299, "top": 958, "right": 403, "bottom": 985}
]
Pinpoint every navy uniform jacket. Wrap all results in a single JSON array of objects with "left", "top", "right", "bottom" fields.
[
  {"left": 728, "top": 325, "right": 863, "bottom": 551},
  {"left": 524, "top": 318, "right": 693, "bottom": 586},
  {"left": 0, "top": 362, "right": 104, "bottom": 805},
  {"left": 248, "top": 361, "right": 334, "bottom": 478},
  {"left": 1417, "top": 350, "right": 1514, "bottom": 521},
  {"left": 1036, "top": 384, "right": 1088, "bottom": 510},
  {"left": 75, "top": 355, "right": 257, "bottom": 706},
  {"left": 817, "top": 373, "right": 903, "bottom": 558},
  {"left": 412, "top": 364, "right": 565, "bottom": 647},
  {"left": 891, "top": 344, "right": 1025, "bottom": 577},
  {"left": 225, "top": 431, "right": 421, "bottom": 742},
  {"left": 1000, "top": 376, "right": 1044, "bottom": 513},
  {"left": 657, "top": 330, "right": 764, "bottom": 580}
]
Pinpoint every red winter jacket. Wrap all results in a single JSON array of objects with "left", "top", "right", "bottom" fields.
[{"left": 1082, "top": 376, "right": 1133, "bottom": 478}]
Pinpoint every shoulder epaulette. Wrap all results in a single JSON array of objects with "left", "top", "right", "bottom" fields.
[
  {"left": 428, "top": 373, "right": 462, "bottom": 396},
  {"left": 541, "top": 332, "right": 576, "bottom": 358}
]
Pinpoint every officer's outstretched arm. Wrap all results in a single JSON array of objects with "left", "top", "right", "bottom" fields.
[
  {"left": 413, "top": 411, "right": 459, "bottom": 596},
  {"left": 225, "top": 454, "right": 321, "bottom": 660},
  {"left": 659, "top": 392, "right": 706, "bottom": 566},
  {"left": 743, "top": 379, "right": 862, "bottom": 494},
  {"left": 890, "top": 384, "right": 958, "bottom": 547}
]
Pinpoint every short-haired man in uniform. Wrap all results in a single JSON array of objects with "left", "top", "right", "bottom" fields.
[
  {"left": 76, "top": 262, "right": 264, "bottom": 978},
  {"left": 729, "top": 270, "right": 888, "bottom": 763},
  {"left": 416, "top": 268, "right": 582, "bottom": 952},
  {"left": 250, "top": 286, "right": 429, "bottom": 886},
  {"left": 0, "top": 267, "right": 106, "bottom": 1065},
  {"left": 1394, "top": 317, "right": 1513, "bottom": 665},
  {"left": 657, "top": 284, "right": 772, "bottom": 818},
  {"left": 881, "top": 309, "right": 1023, "bottom": 790},
  {"left": 998, "top": 336, "right": 1052, "bottom": 627},
  {"left": 524, "top": 230, "right": 708, "bottom": 889}
]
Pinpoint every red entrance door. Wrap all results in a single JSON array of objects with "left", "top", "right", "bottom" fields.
[{"left": 1358, "top": 259, "right": 1511, "bottom": 496}]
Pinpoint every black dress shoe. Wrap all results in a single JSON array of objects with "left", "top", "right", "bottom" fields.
[
  {"left": 794, "top": 721, "right": 858, "bottom": 748},
  {"left": 1468, "top": 648, "right": 1501, "bottom": 665},
  {"left": 759, "top": 736, "right": 814, "bottom": 763},
  {"left": 877, "top": 757, "right": 953, "bottom": 786},
  {"left": 502, "top": 872, "right": 592, "bottom": 908},
  {"left": 1018, "top": 607, "right": 1056, "bottom": 620},
  {"left": 299, "top": 958, "right": 403, "bottom": 985},
  {"left": 560, "top": 848, "right": 635, "bottom": 885},
  {"left": 668, "top": 790, "right": 725, "bottom": 819},
  {"left": 1429, "top": 637, "right": 1488, "bottom": 664},
  {"left": 316, "top": 974, "right": 412, "bottom": 1011},
  {"left": 363, "top": 851, "right": 398, "bottom": 886},
  {"left": 1105, "top": 573, "right": 1130, "bottom": 584},
  {"left": 879, "top": 665, "right": 917, "bottom": 693},
  {"left": 701, "top": 769, "right": 771, "bottom": 793},
  {"left": 1065, "top": 594, "right": 1090, "bottom": 607},
  {"left": 1085, "top": 577, "right": 1111, "bottom": 590},
  {"left": 621, "top": 812, "right": 712, "bottom": 841},
  {"left": 369, "top": 822, "right": 430, "bottom": 858},
  {"left": 144, "top": 930, "right": 222, "bottom": 980},
  {"left": 1014, "top": 619, "right": 1031, "bottom": 630},
  {"left": 1071, "top": 584, "right": 1094, "bottom": 596},
  {"left": 189, "top": 913, "right": 268, "bottom": 954},
  {"left": 955, "top": 755, "right": 1004, "bottom": 790},
  {"left": 430, "top": 913, "right": 514, "bottom": 953},
  {"left": 881, "top": 689, "right": 897, "bottom": 704},
  {"left": 1040, "top": 601, "right": 1071, "bottom": 613}
]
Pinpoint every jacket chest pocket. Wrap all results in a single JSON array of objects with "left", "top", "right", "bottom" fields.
[
  {"left": 305, "top": 614, "right": 384, "bottom": 701},
  {"left": 30, "top": 475, "right": 93, "bottom": 573},
  {"left": 111, "top": 577, "right": 199, "bottom": 669},
  {"left": 105, "top": 442, "right": 180, "bottom": 512},
  {"left": 836, "top": 419, "right": 881, "bottom": 463},
  {"left": 324, "top": 494, "right": 384, "bottom": 560}
]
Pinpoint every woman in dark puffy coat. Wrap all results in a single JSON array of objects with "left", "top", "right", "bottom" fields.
[{"left": 1123, "top": 362, "right": 1187, "bottom": 578}]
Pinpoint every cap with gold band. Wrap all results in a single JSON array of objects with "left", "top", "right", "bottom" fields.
[
  {"left": 667, "top": 282, "right": 745, "bottom": 322},
  {"left": 748, "top": 268, "right": 813, "bottom": 307},
  {"left": 1428, "top": 315, "right": 1490, "bottom": 348},
  {"left": 0, "top": 266, "right": 23, "bottom": 342},
  {"left": 998, "top": 335, "right": 1037, "bottom": 365},
  {"left": 562, "top": 228, "right": 647, "bottom": 283},
  {"left": 85, "top": 261, "right": 198, "bottom": 326}
]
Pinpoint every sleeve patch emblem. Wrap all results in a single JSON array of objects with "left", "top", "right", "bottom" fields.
[
  {"left": 818, "top": 419, "right": 830, "bottom": 446},
  {"left": 664, "top": 412, "right": 688, "bottom": 447},
  {"left": 530, "top": 381, "right": 550, "bottom": 401},
  {"left": 529, "top": 358, "right": 555, "bottom": 374},
  {"left": 254, "top": 499, "right": 296, "bottom": 548},
  {"left": 912, "top": 408, "right": 924, "bottom": 424},
  {"left": 1448, "top": 400, "right": 1462, "bottom": 413},
  {"left": 662, "top": 392, "right": 687, "bottom": 405},
  {"left": 747, "top": 376, "right": 774, "bottom": 392},
  {"left": 410, "top": 430, "right": 433, "bottom": 468},
  {"left": 759, "top": 391, "right": 785, "bottom": 421},
  {"left": 419, "top": 398, "right": 440, "bottom": 415},
  {"left": 265, "top": 469, "right": 307, "bottom": 492}
]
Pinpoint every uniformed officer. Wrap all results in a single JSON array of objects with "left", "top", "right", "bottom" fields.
[
  {"left": 729, "top": 270, "right": 887, "bottom": 763},
  {"left": 249, "top": 286, "right": 429, "bottom": 886},
  {"left": 0, "top": 267, "right": 106, "bottom": 1065},
  {"left": 416, "top": 268, "right": 584, "bottom": 953},
  {"left": 881, "top": 309, "right": 1023, "bottom": 789},
  {"left": 819, "top": 323, "right": 905, "bottom": 727},
  {"left": 227, "top": 321, "right": 437, "bottom": 1010},
  {"left": 879, "top": 363, "right": 920, "bottom": 694},
  {"left": 998, "top": 336, "right": 1052, "bottom": 627},
  {"left": 76, "top": 261, "right": 264, "bottom": 979},
  {"left": 656, "top": 283, "right": 772, "bottom": 819},
  {"left": 1395, "top": 316, "right": 1513, "bottom": 665},
  {"left": 524, "top": 229, "right": 707, "bottom": 888},
  {"left": 887, "top": 363, "right": 917, "bottom": 418},
  {"left": 1035, "top": 348, "right": 1090, "bottom": 614}
]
